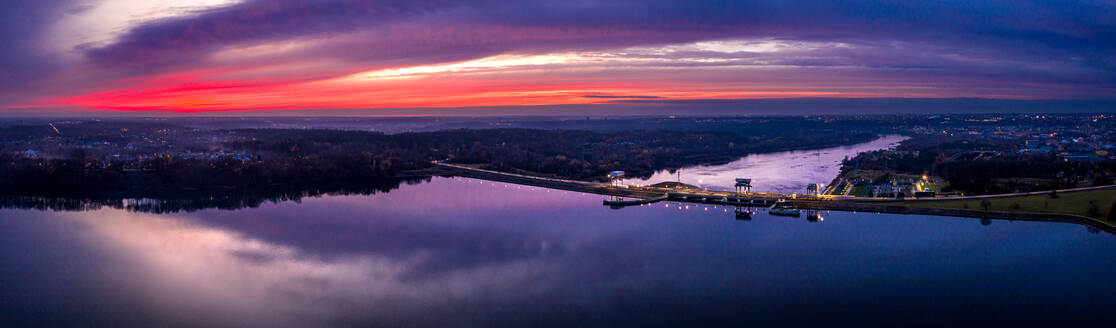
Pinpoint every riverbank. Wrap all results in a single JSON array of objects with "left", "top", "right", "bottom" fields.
[
  {"left": 435, "top": 162, "right": 1116, "bottom": 233},
  {"left": 855, "top": 185, "right": 1116, "bottom": 222}
]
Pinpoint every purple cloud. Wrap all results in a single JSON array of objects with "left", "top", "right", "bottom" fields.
[
  {"left": 2, "top": 0, "right": 1115, "bottom": 111},
  {"left": 0, "top": 1, "right": 76, "bottom": 98},
  {"left": 78, "top": 1, "right": 1114, "bottom": 82}
]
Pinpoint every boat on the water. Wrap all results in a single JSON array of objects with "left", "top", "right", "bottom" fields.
[
  {"left": 734, "top": 207, "right": 753, "bottom": 220},
  {"left": 768, "top": 200, "right": 801, "bottom": 217},
  {"left": 603, "top": 194, "right": 669, "bottom": 207}
]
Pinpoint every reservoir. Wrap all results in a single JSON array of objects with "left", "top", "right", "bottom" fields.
[
  {"left": 636, "top": 134, "right": 908, "bottom": 193},
  {"left": 2, "top": 137, "right": 1114, "bottom": 326},
  {"left": 2, "top": 177, "right": 1114, "bottom": 326}
]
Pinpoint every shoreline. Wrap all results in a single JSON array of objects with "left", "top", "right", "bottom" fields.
[
  {"left": 632, "top": 134, "right": 908, "bottom": 191},
  {"left": 434, "top": 162, "right": 1116, "bottom": 233}
]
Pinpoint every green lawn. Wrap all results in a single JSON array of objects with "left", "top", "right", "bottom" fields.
[{"left": 883, "top": 186, "right": 1116, "bottom": 223}]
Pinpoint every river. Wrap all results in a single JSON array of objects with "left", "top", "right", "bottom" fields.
[
  {"left": 2, "top": 139, "right": 1115, "bottom": 326},
  {"left": 635, "top": 134, "right": 908, "bottom": 193}
]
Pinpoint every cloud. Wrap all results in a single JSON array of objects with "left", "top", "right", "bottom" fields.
[
  {"left": 79, "top": 0, "right": 1116, "bottom": 70},
  {"left": 0, "top": 1, "right": 75, "bottom": 99},
  {"left": 582, "top": 95, "right": 664, "bottom": 99},
  {"left": 4, "top": 0, "right": 1116, "bottom": 112}
]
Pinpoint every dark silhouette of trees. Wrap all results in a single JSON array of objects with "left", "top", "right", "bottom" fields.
[{"left": 0, "top": 127, "right": 877, "bottom": 198}]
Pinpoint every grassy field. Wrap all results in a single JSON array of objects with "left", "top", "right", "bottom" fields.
[{"left": 881, "top": 186, "right": 1116, "bottom": 223}]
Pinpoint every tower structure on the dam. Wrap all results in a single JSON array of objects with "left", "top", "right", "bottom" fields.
[
  {"left": 608, "top": 171, "right": 625, "bottom": 187},
  {"left": 806, "top": 183, "right": 821, "bottom": 196},
  {"left": 735, "top": 178, "right": 752, "bottom": 194}
]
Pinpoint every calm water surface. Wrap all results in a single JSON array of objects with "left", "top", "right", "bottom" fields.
[
  {"left": 637, "top": 135, "right": 908, "bottom": 192},
  {"left": 3, "top": 180, "right": 1115, "bottom": 326}
]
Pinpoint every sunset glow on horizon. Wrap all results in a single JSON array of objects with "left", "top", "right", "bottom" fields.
[{"left": 52, "top": 50, "right": 869, "bottom": 112}]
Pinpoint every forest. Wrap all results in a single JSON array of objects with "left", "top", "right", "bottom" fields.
[{"left": 0, "top": 125, "right": 877, "bottom": 198}]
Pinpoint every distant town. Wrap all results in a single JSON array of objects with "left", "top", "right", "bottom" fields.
[{"left": 833, "top": 114, "right": 1113, "bottom": 197}]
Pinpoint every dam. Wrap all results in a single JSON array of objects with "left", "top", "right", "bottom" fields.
[{"left": 432, "top": 162, "right": 1116, "bottom": 233}]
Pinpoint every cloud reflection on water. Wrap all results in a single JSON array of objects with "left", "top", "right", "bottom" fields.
[{"left": 3, "top": 175, "right": 1115, "bottom": 326}]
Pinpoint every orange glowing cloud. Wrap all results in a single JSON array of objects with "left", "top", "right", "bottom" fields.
[{"left": 51, "top": 51, "right": 873, "bottom": 113}]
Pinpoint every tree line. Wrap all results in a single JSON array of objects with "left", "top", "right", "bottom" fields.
[{"left": 1, "top": 127, "right": 878, "bottom": 198}]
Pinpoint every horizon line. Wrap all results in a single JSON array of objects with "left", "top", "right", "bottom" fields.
[{"left": 2, "top": 97, "right": 1114, "bottom": 118}]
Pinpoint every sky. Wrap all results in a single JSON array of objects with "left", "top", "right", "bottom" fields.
[{"left": 0, "top": 0, "right": 1114, "bottom": 115}]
